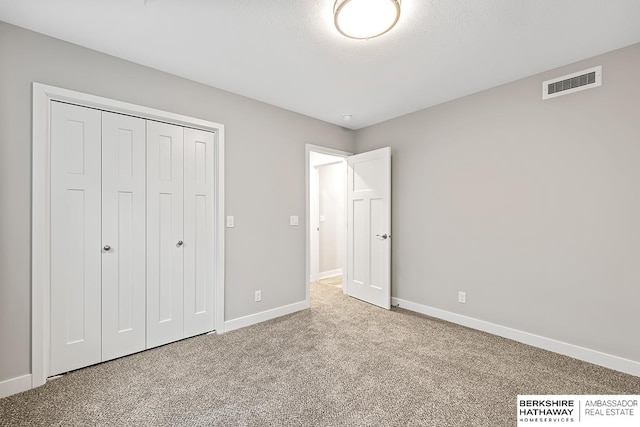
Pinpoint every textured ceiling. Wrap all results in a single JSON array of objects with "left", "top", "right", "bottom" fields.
[{"left": 1, "top": 0, "right": 640, "bottom": 129}]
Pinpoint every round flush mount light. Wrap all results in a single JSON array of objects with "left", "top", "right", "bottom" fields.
[
  {"left": 334, "top": 0, "right": 401, "bottom": 40},
  {"left": 342, "top": 114, "right": 353, "bottom": 121}
]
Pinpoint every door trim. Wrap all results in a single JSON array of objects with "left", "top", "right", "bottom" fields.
[
  {"left": 305, "top": 144, "right": 351, "bottom": 307},
  {"left": 31, "top": 82, "right": 226, "bottom": 388}
]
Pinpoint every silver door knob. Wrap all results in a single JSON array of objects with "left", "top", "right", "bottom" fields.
[
  {"left": 103, "top": 245, "right": 111, "bottom": 251},
  {"left": 376, "top": 234, "right": 389, "bottom": 240},
  {"left": 177, "top": 240, "right": 183, "bottom": 247}
]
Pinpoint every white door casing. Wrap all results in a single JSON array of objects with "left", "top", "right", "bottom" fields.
[
  {"left": 50, "top": 102, "right": 102, "bottom": 375},
  {"left": 310, "top": 164, "right": 320, "bottom": 283},
  {"left": 183, "top": 128, "right": 216, "bottom": 337},
  {"left": 101, "top": 112, "right": 147, "bottom": 361},
  {"left": 146, "top": 121, "right": 185, "bottom": 348},
  {"left": 346, "top": 147, "right": 391, "bottom": 309}
]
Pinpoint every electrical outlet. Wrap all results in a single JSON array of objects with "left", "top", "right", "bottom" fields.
[
  {"left": 458, "top": 291, "right": 466, "bottom": 304},
  {"left": 255, "top": 290, "right": 262, "bottom": 302}
]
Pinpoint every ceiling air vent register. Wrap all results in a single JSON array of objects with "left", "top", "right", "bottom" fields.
[{"left": 542, "top": 66, "right": 602, "bottom": 100}]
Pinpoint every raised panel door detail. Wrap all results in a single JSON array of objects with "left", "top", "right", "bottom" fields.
[
  {"left": 117, "top": 191, "right": 134, "bottom": 332},
  {"left": 369, "top": 198, "right": 383, "bottom": 290},
  {"left": 352, "top": 159, "right": 382, "bottom": 193},
  {"left": 195, "top": 141, "right": 207, "bottom": 184},
  {"left": 117, "top": 129, "right": 133, "bottom": 178},
  {"left": 147, "top": 121, "right": 184, "bottom": 348},
  {"left": 66, "top": 120, "right": 85, "bottom": 175},
  {"left": 65, "top": 189, "right": 87, "bottom": 344},
  {"left": 159, "top": 136, "right": 173, "bottom": 181},
  {"left": 352, "top": 199, "right": 366, "bottom": 285},
  {"left": 158, "top": 193, "right": 174, "bottom": 322},
  {"left": 50, "top": 102, "right": 102, "bottom": 376},
  {"left": 194, "top": 195, "right": 207, "bottom": 314},
  {"left": 183, "top": 128, "right": 215, "bottom": 337},
  {"left": 101, "top": 111, "right": 146, "bottom": 362}
]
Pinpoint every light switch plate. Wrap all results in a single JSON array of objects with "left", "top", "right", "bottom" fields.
[
  {"left": 458, "top": 291, "right": 466, "bottom": 304},
  {"left": 290, "top": 215, "right": 299, "bottom": 226},
  {"left": 319, "top": 215, "right": 325, "bottom": 223},
  {"left": 226, "top": 216, "right": 234, "bottom": 228}
]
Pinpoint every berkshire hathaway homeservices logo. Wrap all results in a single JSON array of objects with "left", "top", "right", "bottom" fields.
[{"left": 517, "top": 395, "right": 638, "bottom": 426}]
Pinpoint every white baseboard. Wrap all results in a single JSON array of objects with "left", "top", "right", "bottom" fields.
[
  {"left": 318, "top": 268, "right": 343, "bottom": 280},
  {"left": 223, "top": 300, "right": 309, "bottom": 333},
  {"left": 0, "top": 374, "right": 32, "bottom": 398},
  {"left": 392, "top": 297, "right": 640, "bottom": 377}
]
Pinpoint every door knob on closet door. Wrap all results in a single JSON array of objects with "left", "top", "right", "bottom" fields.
[
  {"left": 103, "top": 245, "right": 111, "bottom": 251},
  {"left": 376, "top": 234, "right": 389, "bottom": 240},
  {"left": 177, "top": 240, "right": 183, "bottom": 247}
]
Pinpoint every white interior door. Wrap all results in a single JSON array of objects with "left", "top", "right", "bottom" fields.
[
  {"left": 346, "top": 147, "right": 391, "bottom": 309},
  {"left": 183, "top": 128, "right": 215, "bottom": 337},
  {"left": 101, "top": 111, "right": 147, "bottom": 361},
  {"left": 50, "top": 101, "right": 102, "bottom": 375},
  {"left": 146, "top": 121, "right": 185, "bottom": 348}
]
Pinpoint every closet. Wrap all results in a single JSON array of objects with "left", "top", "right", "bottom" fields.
[{"left": 49, "top": 101, "right": 216, "bottom": 376}]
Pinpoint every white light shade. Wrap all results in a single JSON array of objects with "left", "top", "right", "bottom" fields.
[{"left": 334, "top": 0, "right": 401, "bottom": 40}]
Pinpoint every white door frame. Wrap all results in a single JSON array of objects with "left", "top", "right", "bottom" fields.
[
  {"left": 31, "top": 83, "right": 226, "bottom": 388},
  {"left": 305, "top": 144, "right": 351, "bottom": 306},
  {"left": 310, "top": 163, "right": 320, "bottom": 283}
]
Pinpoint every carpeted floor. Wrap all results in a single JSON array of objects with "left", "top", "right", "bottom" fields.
[{"left": 1, "top": 279, "right": 639, "bottom": 426}]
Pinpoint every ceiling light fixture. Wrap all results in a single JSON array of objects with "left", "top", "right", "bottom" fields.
[{"left": 334, "top": 0, "right": 401, "bottom": 40}]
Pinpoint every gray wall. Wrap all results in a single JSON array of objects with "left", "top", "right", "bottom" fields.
[
  {"left": 0, "top": 21, "right": 355, "bottom": 383},
  {"left": 318, "top": 162, "right": 344, "bottom": 274},
  {"left": 355, "top": 43, "right": 640, "bottom": 363}
]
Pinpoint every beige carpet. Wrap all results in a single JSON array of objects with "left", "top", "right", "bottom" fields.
[
  {"left": 313, "top": 275, "right": 344, "bottom": 287},
  {"left": 1, "top": 281, "right": 639, "bottom": 426}
]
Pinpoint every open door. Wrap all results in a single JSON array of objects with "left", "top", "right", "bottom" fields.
[{"left": 346, "top": 147, "right": 391, "bottom": 309}]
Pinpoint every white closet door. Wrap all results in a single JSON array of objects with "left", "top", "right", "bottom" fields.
[
  {"left": 101, "top": 112, "right": 147, "bottom": 361},
  {"left": 50, "top": 102, "right": 102, "bottom": 375},
  {"left": 183, "top": 128, "right": 215, "bottom": 337},
  {"left": 146, "top": 121, "right": 185, "bottom": 348}
]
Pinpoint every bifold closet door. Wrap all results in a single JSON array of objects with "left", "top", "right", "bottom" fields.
[
  {"left": 146, "top": 121, "right": 185, "bottom": 348},
  {"left": 183, "top": 128, "right": 215, "bottom": 337},
  {"left": 101, "top": 112, "right": 147, "bottom": 361},
  {"left": 50, "top": 103, "right": 218, "bottom": 374},
  {"left": 50, "top": 102, "right": 102, "bottom": 375}
]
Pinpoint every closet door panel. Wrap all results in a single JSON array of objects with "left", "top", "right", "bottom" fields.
[
  {"left": 183, "top": 128, "right": 215, "bottom": 337},
  {"left": 50, "top": 102, "right": 102, "bottom": 375},
  {"left": 101, "top": 112, "right": 147, "bottom": 361},
  {"left": 147, "top": 121, "right": 184, "bottom": 348}
]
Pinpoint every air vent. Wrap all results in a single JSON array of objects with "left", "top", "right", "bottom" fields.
[{"left": 542, "top": 66, "right": 602, "bottom": 100}]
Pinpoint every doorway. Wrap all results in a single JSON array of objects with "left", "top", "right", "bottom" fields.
[
  {"left": 305, "top": 144, "right": 351, "bottom": 305},
  {"left": 305, "top": 144, "right": 392, "bottom": 310}
]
